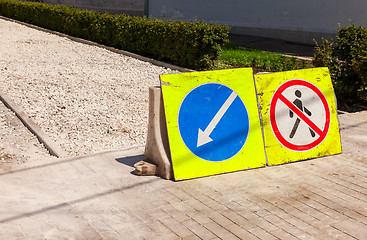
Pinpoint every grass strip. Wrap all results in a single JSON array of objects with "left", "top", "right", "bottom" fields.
[{"left": 217, "top": 43, "right": 312, "bottom": 72}]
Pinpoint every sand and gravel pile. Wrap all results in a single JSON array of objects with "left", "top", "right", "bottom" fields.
[{"left": 0, "top": 18, "right": 178, "bottom": 156}]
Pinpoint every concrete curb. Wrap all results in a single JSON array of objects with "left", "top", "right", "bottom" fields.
[
  {"left": 0, "top": 90, "right": 67, "bottom": 158},
  {"left": 0, "top": 16, "right": 194, "bottom": 73},
  {"left": 144, "top": 86, "right": 173, "bottom": 180}
]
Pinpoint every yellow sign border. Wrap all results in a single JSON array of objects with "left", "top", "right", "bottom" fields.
[
  {"left": 254, "top": 67, "right": 342, "bottom": 165},
  {"left": 161, "top": 68, "right": 267, "bottom": 180}
]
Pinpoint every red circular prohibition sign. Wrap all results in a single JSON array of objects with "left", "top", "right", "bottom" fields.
[{"left": 270, "top": 79, "right": 331, "bottom": 151}]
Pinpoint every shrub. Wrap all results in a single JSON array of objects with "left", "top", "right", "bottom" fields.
[
  {"left": 313, "top": 24, "right": 367, "bottom": 103},
  {"left": 0, "top": 0, "right": 229, "bottom": 69}
]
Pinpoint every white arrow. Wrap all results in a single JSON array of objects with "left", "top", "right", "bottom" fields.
[{"left": 197, "top": 91, "right": 238, "bottom": 147}]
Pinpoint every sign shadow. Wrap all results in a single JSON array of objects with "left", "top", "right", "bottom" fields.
[{"left": 115, "top": 154, "right": 145, "bottom": 167}]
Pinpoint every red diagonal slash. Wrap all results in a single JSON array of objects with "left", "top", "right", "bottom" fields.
[{"left": 278, "top": 94, "right": 323, "bottom": 136}]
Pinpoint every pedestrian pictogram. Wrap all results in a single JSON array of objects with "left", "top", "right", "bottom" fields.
[
  {"left": 289, "top": 90, "right": 315, "bottom": 139},
  {"left": 161, "top": 68, "right": 266, "bottom": 180},
  {"left": 254, "top": 68, "right": 342, "bottom": 166},
  {"left": 270, "top": 79, "right": 330, "bottom": 151},
  {"left": 178, "top": 83, "right": 249, "bottom": 162}
]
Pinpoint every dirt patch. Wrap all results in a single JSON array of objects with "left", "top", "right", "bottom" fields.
[{"left": 0, "top": 152, "right": 16, "bottom": 172}]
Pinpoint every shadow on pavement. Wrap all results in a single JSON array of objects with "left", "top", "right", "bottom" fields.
[{"left": 115, "top": 154, "right": 145, "bottom": 167}]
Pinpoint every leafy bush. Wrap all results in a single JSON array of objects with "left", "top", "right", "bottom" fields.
[
  {"left": 0, "top": 0, "right": 229, "bottom": 69},
  {"left": 313, "top": 24, "right": 367, "bottom": 103}
]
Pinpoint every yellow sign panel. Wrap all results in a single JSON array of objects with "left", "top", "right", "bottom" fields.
[
  {"left": 254, "top": 67, "right": 342, "bottom": 165},
  {"left": 161, "top": 68, "right": 266, "bottom": 180}
]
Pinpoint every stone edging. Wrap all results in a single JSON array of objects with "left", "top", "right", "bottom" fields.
[{"left": 0, "top": 90, "right": 67, "bottom": 158}]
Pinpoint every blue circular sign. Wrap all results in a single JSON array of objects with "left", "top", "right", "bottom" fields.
[{"left": 178, "top": 83, "right": 249, "bottom": 162}]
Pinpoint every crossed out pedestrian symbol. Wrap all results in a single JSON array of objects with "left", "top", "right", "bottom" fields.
[{"left": 270, "top": 79, "right": 331, "bottom": 151}]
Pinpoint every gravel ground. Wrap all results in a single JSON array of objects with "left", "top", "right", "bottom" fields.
[
  {"left": 0, "top": 18, "right": 178, "bottom": 156},
  {"left": 0, "top": 101, "right": 54, "bottom": 172}
]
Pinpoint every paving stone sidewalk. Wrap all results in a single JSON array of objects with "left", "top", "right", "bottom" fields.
[{"left": 0, "top": 111, "right": 366, "bottom": 239}]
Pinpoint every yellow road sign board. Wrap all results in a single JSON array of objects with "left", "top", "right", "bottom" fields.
[
  {"left": 254, "top": 67, "right": 342, "bottom": 165},
  {"left": 161, "top": 68, "right": 266, "bottom": 180}
]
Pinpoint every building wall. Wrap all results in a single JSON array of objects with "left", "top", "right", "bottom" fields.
[
  {"left": 147, "top": 0, "right": 367, "bottom": 45},
  {"left": 40, "top": 0, "right": 145, "bottom": 16}
]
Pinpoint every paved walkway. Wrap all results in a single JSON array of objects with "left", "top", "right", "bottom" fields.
[{"left": 0, "top": 111, "right": 366, "bottom": 239}]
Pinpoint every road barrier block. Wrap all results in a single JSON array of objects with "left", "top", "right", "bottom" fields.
[{"left": 147, "top": 67, "right": 342, "bottom": 180}]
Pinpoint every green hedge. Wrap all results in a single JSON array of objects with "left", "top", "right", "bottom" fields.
[
  {"left": 313, "top": 24, "right": 367, "bottom": 103},
  {"left": 0, "top": 0, "right": 229, "bottom": 69}
]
